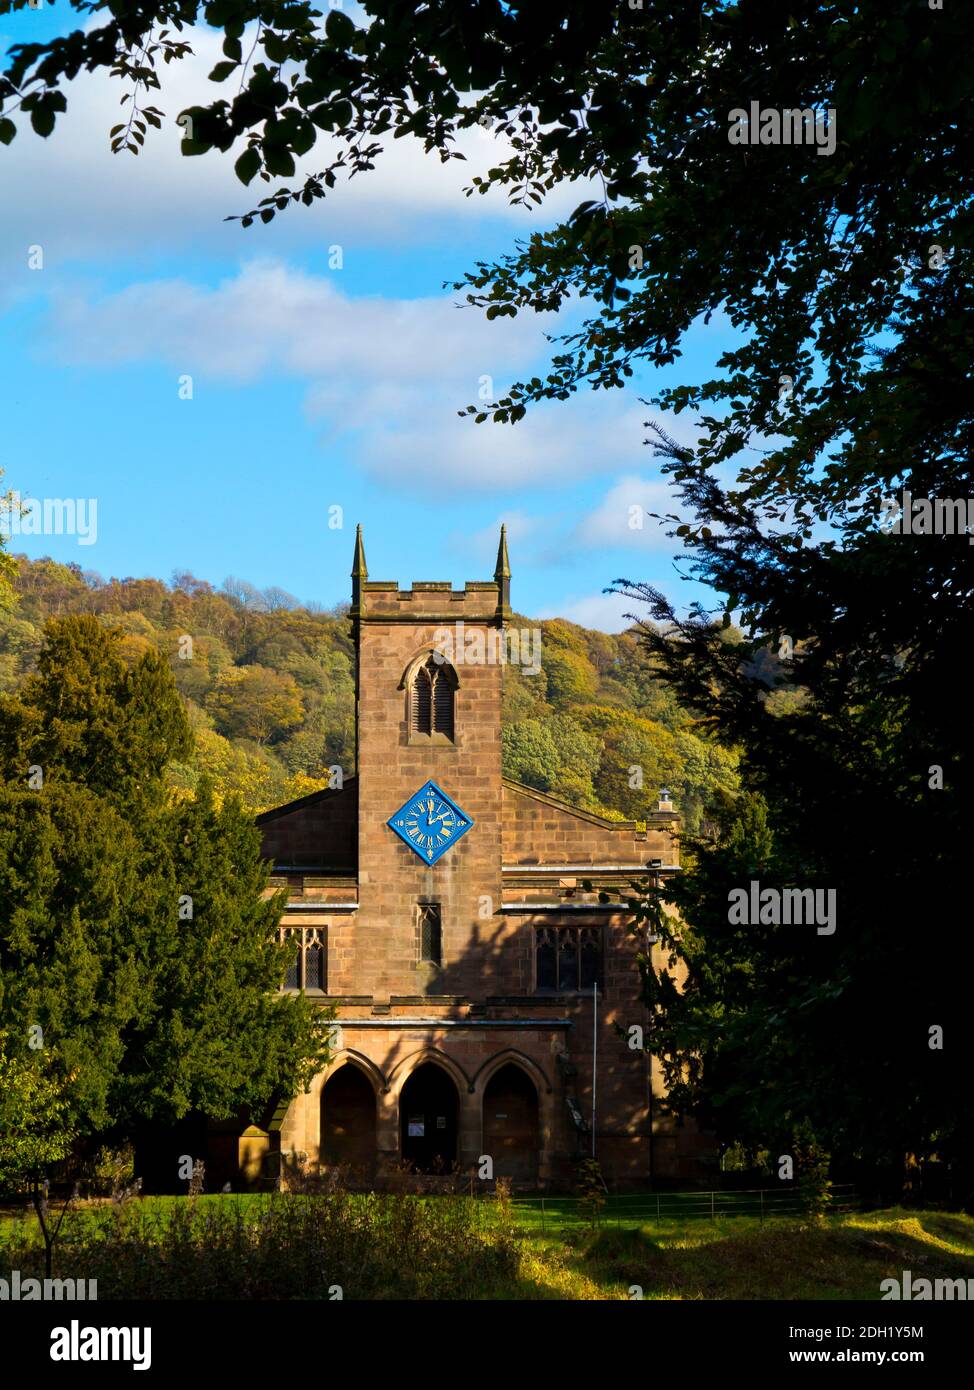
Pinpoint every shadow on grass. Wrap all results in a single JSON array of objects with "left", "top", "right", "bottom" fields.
[
  {"left": 513, "top": 1212, "right": 974, "bottom": 1301},
  {"left": 4, "top": 1199, "right": 972, "bottom": 1301}
]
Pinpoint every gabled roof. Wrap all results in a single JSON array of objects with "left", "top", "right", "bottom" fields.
[
  {"left": 501, "top": 776, "right": 646, "bottom": 833},
  {"left": 255, "top": 777, "right": 355, "bottom": 825},
  {"left": 501, "top": 777, "right": 678, "bottom": 867},
  {"left": 257, "top": 777, "right": 357, "bottom": 871}
]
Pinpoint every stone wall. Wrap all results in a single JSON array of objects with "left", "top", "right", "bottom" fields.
[{"left": 245, "top": 555, "right": 710, "bottom": 1190}]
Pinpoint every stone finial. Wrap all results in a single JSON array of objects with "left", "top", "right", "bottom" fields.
[
  {"left": 351, "top": 524, "right": 368, "bottom": 612},
  {"left": 494, "top": 523, "right": 511, "bottom": 616}
]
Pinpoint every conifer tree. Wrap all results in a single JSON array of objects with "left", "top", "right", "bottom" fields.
[{"left": 0, "top": 617, "right": 329, "bottom": 1185}]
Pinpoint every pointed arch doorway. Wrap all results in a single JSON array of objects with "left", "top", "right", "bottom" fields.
[
  {"left": 400, "top": 1062, "right": 459, "bottom": 1173},
  {"left": 320, "top": 1065, "right": 377, "bottom": 1181},
  {"left": 483, "top": 1063, "right": 540, "bottom": 1184}
]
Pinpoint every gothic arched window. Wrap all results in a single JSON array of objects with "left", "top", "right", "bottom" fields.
[
  {"left": 304, "top": 932, "right": 325, "bottom": 991},
  {"left": 579, "top": 927, "right": 602, "bottom": 992},
  {"left": 407, "top": 654, "right": 456, "bottom": 742},
  {"left": 417, "top": 903, "right": 442, "bottom": 966},
  {"left": 281, "top": 926, "right": 327, "bottom": 993},
  {"left": 284, "top": 930, "right": 300, "bottom": 990},
  {"left": 557, "top": 929, "right": 578, "bottom": 993},
  {"left": 535, "top": 926, "right": 602, "bottom": 993},
  {"left": 536, "top": 928, "right": 557, "bottom": 991}
]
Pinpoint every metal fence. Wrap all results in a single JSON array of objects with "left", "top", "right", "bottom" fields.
[{"left": 512, "top": 1183, "right": 859, "bottom": 1232}]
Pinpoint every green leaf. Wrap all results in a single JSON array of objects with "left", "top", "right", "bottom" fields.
[
  {"left": 262, "top": 31, "right": 289, "bottom": 64},
  {"left": 325, "top": 10, "right": 356, "bottom": 43},
  {"left": 234, "top": 147, "right": 261, "bottom": 185},
  {"left": 263, "top": 146, "right": 295, "bottom": 178},
  {"left": 209, "top": 61, "right": 237, "bottom": 83},
  {"left": 30, "top": 107, "right": 56, "bottom": 139},
  {"left": 0, "top": 118, "right": 16, "bottom": 146},
  {"left": 290, "top": 120, "right": 315, "bottom": 157}
]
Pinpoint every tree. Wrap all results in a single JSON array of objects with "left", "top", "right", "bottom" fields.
[
  {"left": 0, "top": 1031, "right": 77, "bottom": 1276},
  {"left": 0, "top": 612, "right": 40, "bottom": 692},
  {"left": 501, "top": 662, "right": 550, "bottom": 726},
  {"left": 0, "top": 470, "right": 18, "bottom": 609},
  {"left": 0, "top": 618, "right": 330, "bottom": 1176},
  {"left": 0, "top": 614, "right": 192, "bottom": 800},
  {"left": 542, "top": 649, "right": 598, "bottom": 710},
  {"left": 127, "top": 779, "right": 328, "bottom": 1126},
  {"left": 502, "top": 714, "right": 601, "bottom": 810},
  {"left": 579, "top": 706, "right": 681, "bottom": 821},
  {"left": 205, "top": 664, "right": 304, "bottom": 745},
  {"left": 670, "top": 730, "right": 739, "bottom": 836},
  {"left": 0, "top": 782, "right": 148, "bottom": 1132},
  {"left": 0, "top": 1029, "right": 74, "bottom": 1191},
  {"left": 169, "top": 631, "right": 233, "bottom": 705},
  {"left": 4, "top": 0, "right": 970, "bottom": 1181}
]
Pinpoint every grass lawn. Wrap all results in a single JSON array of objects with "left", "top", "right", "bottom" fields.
[
  {"left": 1, "top": 1196, "right": 972, "bottom": 1300},
  {"left": 506, "top": 1207, "right": 974, "bottom": 1300}
]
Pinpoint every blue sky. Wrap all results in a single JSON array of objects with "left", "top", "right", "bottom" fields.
[{"left": 0, "top": 6, "right": 736, "bottom": 630}]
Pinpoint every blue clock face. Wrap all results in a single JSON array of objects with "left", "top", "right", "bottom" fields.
[{"left": 388, "top": 780, "right": 473, "bottom": 864}]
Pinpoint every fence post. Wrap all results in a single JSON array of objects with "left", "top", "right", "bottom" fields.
[
  {"left": 656, "top": 1193, "right": 660, "bottom": 1223},
  {"left": 541, "top": 1196, "right": 545, "bottom": 1236},
  {"left": 760, "top": 1189, "right": 764, "bottom": 1222},
  {"left": 711, "top": 1189, "right": 715, "bottom": 1222}
]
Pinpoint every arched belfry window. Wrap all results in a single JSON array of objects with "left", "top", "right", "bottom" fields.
[{"left": 403, "top": 653, "right": 457, "bottom": 743}]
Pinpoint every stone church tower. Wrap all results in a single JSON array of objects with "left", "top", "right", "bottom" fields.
[{"left": 238, "top": 527, "right": 707, "bottom": 1187}]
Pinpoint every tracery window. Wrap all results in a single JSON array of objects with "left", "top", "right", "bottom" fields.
[
  {"left": 535, "top": 926, "right": 602, "bottom": 993},
  {"left": 281, "top": 926, "right": 327, "bottom": 992}
]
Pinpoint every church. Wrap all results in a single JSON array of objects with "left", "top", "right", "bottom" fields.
[{"left": 229, "top": 527, "right": 707, "bottom": 1188}]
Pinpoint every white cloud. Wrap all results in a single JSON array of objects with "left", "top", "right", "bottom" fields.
[
  {"left": 574, "top": 473, "right": 685, "bottom": 551},
  {"left": 537, "top": 589, "right": 643, "bottom": 634},
  {"left": 41, "top": 258, "right": 649, "bottom": 492},
  {"left": 0, "top": 22, "right": 592, "bottom": 266},
  {"left": 355, "top": 399, "right": 648, "bottom": 492},
  {"left": 46, "top": 259, "right": 538, "bottom": 383}
]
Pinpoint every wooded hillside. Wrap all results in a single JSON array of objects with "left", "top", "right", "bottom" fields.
[{"left": 0, "top": 556, "right": 737, "bottom": 826}]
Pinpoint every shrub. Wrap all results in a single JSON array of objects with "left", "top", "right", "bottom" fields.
[{"left": 1, "top": 1191, "right": 522, "bottom": 1300}]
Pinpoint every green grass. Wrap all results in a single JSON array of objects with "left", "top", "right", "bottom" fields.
[
  {"left": 0, "top": 1192, "right": 269, "bottom": 1243},
  {"left": 510, "top": 1187, "right": 840, "bottom": 1233},
  {"left": 1, "top": 1196, "right": 972, "bottom": 1300},
  {"left": 506, "top": 1206, "right": 974, "bottom": 1300}
]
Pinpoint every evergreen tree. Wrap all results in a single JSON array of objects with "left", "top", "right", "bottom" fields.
[{"left": 0, "top": 618, "right": 330, "bottom": 1182}]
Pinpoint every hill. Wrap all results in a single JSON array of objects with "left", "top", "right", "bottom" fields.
[{"left": 0, "top": 556, "right": 737, "bottom": 825}]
